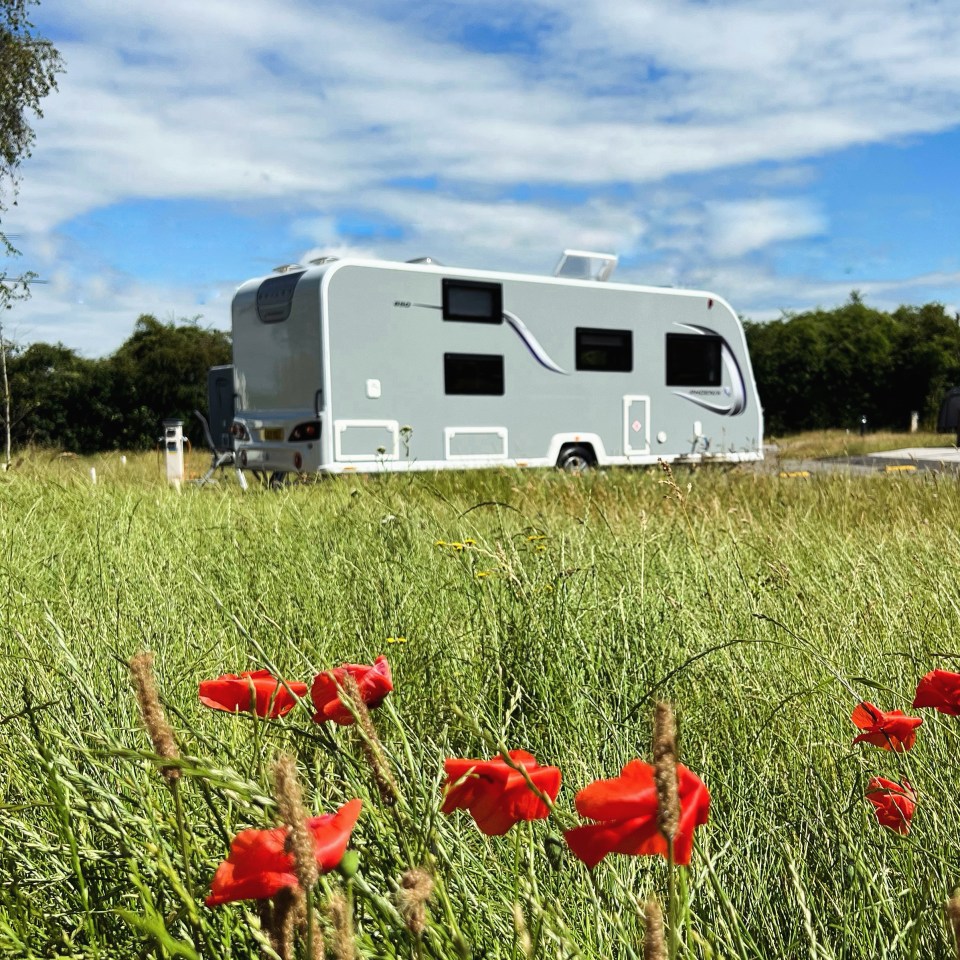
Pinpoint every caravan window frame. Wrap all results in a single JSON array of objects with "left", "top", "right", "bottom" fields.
[
  {"left": 575, "top": 327, "right": 633, "bottom": 372},
  {"left": 442, "top": 279, "right": 503, "bottom": 324},
  {"left": 665, "top": 333, "right": 723, "bottom": 386},
  {"left": 444, "top": 353, "right": 505, "bottom": 396},
  {"left": 256, "top": 272, "right": 303, "bottom": 324}
]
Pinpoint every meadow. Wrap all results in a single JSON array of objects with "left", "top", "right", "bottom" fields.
[{"left": 2, "top": 442, "right": 960, "bottom": 959}]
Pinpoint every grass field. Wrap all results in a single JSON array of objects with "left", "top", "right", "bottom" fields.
[{"left": 2, "top": 444, "right": 960, "bottom": 958}]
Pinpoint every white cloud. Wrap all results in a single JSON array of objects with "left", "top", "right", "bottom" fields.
[
  {"left": 703, "top": 198, "right": 826, "bottom": 259},
  {"left": 3, "top": 0, "right": 959, "bottom": 354},
  {"left": 20, "top": 0, "right": 960, "bottom": 226}
]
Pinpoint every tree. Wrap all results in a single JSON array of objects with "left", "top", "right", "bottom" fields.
[
  {"left": 0, "top": 0, "right": 62, "bottom": 465},
  {"left": 891, "top": 303, "right": 960, "bottom": 424},
  {"left": 0, "top": 0, "right": 63, "bottom": 262},
  {"left": 745, "top": 296, "right": 960, "bottom": 434},
  {"left": 1, "top": 316, "right": 231, "bottom": 453},
  {"left": 109, "top": 315, "right": 231, "bottom": 449}
]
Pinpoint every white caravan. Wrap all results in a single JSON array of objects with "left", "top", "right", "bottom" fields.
[{"left": 224, "top": 251, "right": 763, "bottom": 479}]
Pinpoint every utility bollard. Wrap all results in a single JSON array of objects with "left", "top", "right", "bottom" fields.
[{"left": 162, "top": 419, "right": 185, "bottom": 489}]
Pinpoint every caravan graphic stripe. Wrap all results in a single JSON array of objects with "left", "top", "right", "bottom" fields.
[{"left": 503, "top": 310, "right": 569, "bottom": 375}]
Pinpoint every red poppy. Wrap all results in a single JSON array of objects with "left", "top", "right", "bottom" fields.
[
  {"left": 913, "top": 669, "right": 960, "bottom": 716},
  {"left": 205, "top": 798, "right": 362, "bottom": 906},
  {"left": 310, "top": 655, "right": 393, "bottom": 725},
  {"left": 850, "top": 702, "right": 922, "bottom": 751},
  {"left": 563, "top": 759, "right": 710, "bottom": 869},
  {"left": 199, "top": 670, "right": 308, "bottom": 718},
  {"left": 441, "top": 750, "right": 561, "bottom": 836},
  {"left": 865, "top": 777, "right": 915, "bottom": 835}
]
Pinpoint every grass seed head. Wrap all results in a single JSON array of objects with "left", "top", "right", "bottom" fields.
[
  {"left": 326, "top": 891, "right": 356, "bottom": 960},
  {"left": 264, "top": 888, "right": 300, "bottom": 960},
  {"left": 947, "top": 893, "right": 960, "bottom": 959},
  {"left": 343, "top": 674, "right": 400, "bottom": 805},
  {"left": 653, "top": 701, "right": 679, "bottom": 843},
  {"left": 512, "top": 902, "right": 532, "bottom": 957},
  {"left": 128, "top": 651, "right": 180, "bottom": 781},
  {"left": 272, "top": 755, "right": 318, "bottom": 891},
  {"left": 396, "top": 867, "right": 433, "bottom": 937},
  {"left": 643, "top": 898, "right": 666, "bottom": 960}
]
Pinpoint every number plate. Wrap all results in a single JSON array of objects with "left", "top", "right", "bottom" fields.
[{"left": 263, "top": 427, "right": 284, "bottom": 441}]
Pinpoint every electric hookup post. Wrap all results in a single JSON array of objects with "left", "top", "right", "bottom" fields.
[{"left": 163, "top": 419, "right": 185, "bottom": 488}]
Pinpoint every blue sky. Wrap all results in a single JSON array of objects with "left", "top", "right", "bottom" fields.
[{"left": 4, "top": 0, "right": 960, "bottom": 356}]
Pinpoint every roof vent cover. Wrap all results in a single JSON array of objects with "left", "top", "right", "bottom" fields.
[{"left": 554, "top": 249, "right": 618, "bottom": 282}]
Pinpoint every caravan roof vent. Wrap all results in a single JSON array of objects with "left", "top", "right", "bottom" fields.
[
  {"left": 273, "top": 263, "right": 304, "bottom": 274},
  {"left": 554, "top": 250, "right": 618, "bottom": 282},
  {"left": 407, "top": 257, "right": 444, "bottom": 266},
  {"left": 308, "top": 256, "right": 339, "bottom": 266}
]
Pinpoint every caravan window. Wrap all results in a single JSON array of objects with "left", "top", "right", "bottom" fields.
[
  {"left": 444, "top": 353, "right": 504, "bottom": 395},
  {"left": 442, "top": 279, "right": 503, "bottom": 323},
  {"left": 576, "top": 328, "right": 633, "bottom": 372},
  {"left": 666, "top": 333, "right": 722, "bottom": 386},
  {"left": 256, "top": 272, "right": 303, "bottom": 324}
]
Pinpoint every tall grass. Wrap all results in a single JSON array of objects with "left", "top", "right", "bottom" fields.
[{"left": 1, "top": 453, "right": 959, "bottom": 957}]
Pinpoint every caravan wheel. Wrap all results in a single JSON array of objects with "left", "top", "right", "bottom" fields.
[{"left": 557, "top": 445, "right": 595, "bottom": 473}]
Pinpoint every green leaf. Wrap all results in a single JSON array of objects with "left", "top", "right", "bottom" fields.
[{"left": 114, "top": 908, "right": 200, "bottom": 960}]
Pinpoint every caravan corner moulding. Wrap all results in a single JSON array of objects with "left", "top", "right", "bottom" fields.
[{"left": 214, "top": 253, "right": 763, "bottom": 480}]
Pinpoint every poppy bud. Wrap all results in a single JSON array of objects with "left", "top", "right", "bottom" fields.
[
  {"left": 544, "top": 834, "right": 565, "bottom": 870},
  {"left": 338, "top": 850, "right": 360, "bottom": 879}
]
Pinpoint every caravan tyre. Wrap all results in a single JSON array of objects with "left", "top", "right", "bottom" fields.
[{"left": 557, "top": 445, "right": 594, "bottom": 473}]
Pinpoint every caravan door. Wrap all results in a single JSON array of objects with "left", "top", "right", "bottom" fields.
[{"left": 623, "top": 395, "right": 650, "bottom": 456}]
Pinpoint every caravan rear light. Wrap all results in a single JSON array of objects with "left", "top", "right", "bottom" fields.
[
  {"left": 293, "top": 452, "right": 303, "bottom": 470},
  {"left": 288, "top": 421, "right": 321, "bottom": 442},
  {"left": 239, "top": 450, "right": 248, "bottom": 467},
  {"left": 230, "top": 421, "right": 251, "bottom": 441}
]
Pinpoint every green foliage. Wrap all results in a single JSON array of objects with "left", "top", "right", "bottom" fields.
[
  {"left": 745, "top": 296, "right": 960, "bottom": 434},
  {"left": 110, "top": 314, "right": 232, "bottom": 449},
  {"left": 0, "top": 0, "right": 63, "bottom": 300},
  {"left": 0, "top": 463, "right": 958, "bottom": 957},
  {"left": 2, "top": 315, "right": 230, "bottom": 452},
  {"left": 0, "top": 0, "right": 61, "bottom": 187}
]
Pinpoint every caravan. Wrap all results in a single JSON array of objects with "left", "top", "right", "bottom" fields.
[{"left": 221, "top": 251, "right": 763, "bottom": 480}]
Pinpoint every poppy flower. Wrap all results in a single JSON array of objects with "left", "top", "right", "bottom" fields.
[
  {"left": 441, "top": 750, "right": 561, "bottom": 836},
  {"left": 199, "top": 670, "right": 308, "bottom": 719},
  {"left": 563, "top": 759, "right": 710, "bottom": 869},
  {"left": 310, "top": 655, "right": 393, "bottom": 725},
  {"left": 205, "top": 798, "right": 362, "bottom": 906},
  {"left": 850, "top": 702, "right": 922, "bottom": 751},
  {"left": 913, "top": 669, "right": 960, "bottom": 715},
  {"left": 865, "top": 777, "right": 915, "bottom": 835}
]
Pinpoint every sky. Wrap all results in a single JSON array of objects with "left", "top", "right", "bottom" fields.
[{"left": 3, "top": 0, "right": 960, "bottom": 357}]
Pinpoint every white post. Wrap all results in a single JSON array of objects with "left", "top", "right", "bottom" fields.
[{"left": 163, "top": 419, "right": 185, "bottom": 487}]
